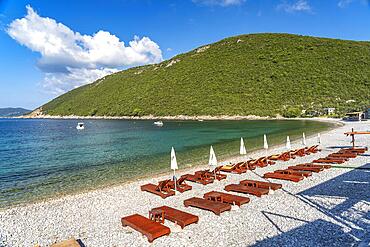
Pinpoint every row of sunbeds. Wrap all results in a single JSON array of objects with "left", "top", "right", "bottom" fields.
[{"left": 123, "top": 145, "right": 327, "bottom": 242}]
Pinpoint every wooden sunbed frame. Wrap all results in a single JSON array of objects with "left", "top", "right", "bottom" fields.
[
  {"left": 203, "top": 191, "right": 250, "bottom": 207},
  {"left": 184, "top": 197, "right": 231, "bottom": 215},
  {"left": 239, "top": 179, "right": 282, "bottom": 190},
  {"left": 296, "top": 163, "right": 331, "bottom": 169},
  {"left": 282, "top": 169, "right": 312, "bottom": 177},
  {"left": 263, "top": 172, "right": 303, "bottom": 182},
  {"left": 167, "top": 176, "right": 192, "bottom": 193},
  {"left": 141, "top": 180, "right": 175, "bottom": 198},
  {"left": 195, "top": 167, "right": 227, "bottom": 180},
  {"left": 268, "top": 152, "right": 291, "bottom": 162},
  {"left": 305, "top": 145, "right": 321, "bottom": 154},
  {"left": 219, "top": 162, "right": 246, "bottom": 174},
  {"left": 224, "top": 184, "right": 269, "bottom": 197},
  {"left": 288, "top": 165, "right": 323, "bottom": 173},
  {"left": 151, "top": 206, "right": 199, "bottom": 229},
  {"left": 121, "top": 214, "right": 171, "bottom": 242},
  {"left": 312, "top": 158, "right": 345, "bottom": 164},
  {"left": 181, "top": 173, "right": 214, "bottom": 185}
]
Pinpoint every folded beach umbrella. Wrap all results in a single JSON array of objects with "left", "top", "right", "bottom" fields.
[
  {"left": 263, "top": 134, "right": 269, "bottom": 150},
  {"left": 170, "top": 147, "right": 178, "bottom": 193},
  {"left": 240, "top": 137, "right": 247, "bottom": 155},
  {"left": 302, "top": 133, "right": 307, "bottom": 146},
  {"left": 317, "top": 133, "right": 321, "bottom": 144},
  {"left": 286, "top": 136, "right": 291, "bottom": 150},
  {"left": 209, "top": 146, "right": 218, "bottom": 175}
]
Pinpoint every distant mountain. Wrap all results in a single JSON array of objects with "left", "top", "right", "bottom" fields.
[
  {"left": 0, "top": 108, "right": 31, "bottom": 117},
  {"left": 40, "top": 33, "right": 370, "bottom": 117}
]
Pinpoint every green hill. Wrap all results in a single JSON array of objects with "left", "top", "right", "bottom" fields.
[{"left": 41, "top": 33, "right": 370, "bottom": 118}]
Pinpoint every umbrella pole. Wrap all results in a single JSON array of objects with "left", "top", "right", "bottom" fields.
[{"left": 173, "top": 170, "right": 177, "bottom": 195}]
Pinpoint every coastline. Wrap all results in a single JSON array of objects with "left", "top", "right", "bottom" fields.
[
  {"left": 0, "top": 118, "right": 341, "bottom": 210},
  {"left": 0, "top": 119, "right": 368, "bottom": 246}
]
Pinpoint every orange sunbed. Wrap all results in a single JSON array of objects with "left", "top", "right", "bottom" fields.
[
  {"left": 151, "top": 206, "right": 198, "bottom": 228},
  {"left": 224, "top": 184, "right": 269, "bottom": 197},
  {"left": 184, "top": 197, "right": 231, "bottom": 215},
  {"left": 141, "top": 180, "right": 175, "bottom": 198},
  {"left": 239, "top": 179, "right": 282, "bottom": 190},
  {"left": 203, "top": 191, "right": 250, "bottom": 206},
  {"left": 121, "top": 214, "right": 170, "bottom": 242},
  {"left": 167, "top": 176, "right": 192, "bottom": 193}
]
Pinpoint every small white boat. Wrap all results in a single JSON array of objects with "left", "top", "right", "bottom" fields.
[
  {"left": 153, "top": 121, "right": 163, "bottom": 127},
  {"left": 76, "top": 122, "right": 85, "bottom": 130},
  {"left": 198, "top": 119, "right": 204, "bottom": 122}
]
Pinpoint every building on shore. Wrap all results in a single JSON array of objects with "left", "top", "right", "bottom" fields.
[
  {"left": 343, "top": 112, "right": 365, "bottom": 121},
  {"left": 324, "top": 107, "right": 336, "bottom": 115}
]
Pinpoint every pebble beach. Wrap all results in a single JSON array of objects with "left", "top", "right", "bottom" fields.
[{"left": 0, "top": 120, "right": 369, "bottom": 247}]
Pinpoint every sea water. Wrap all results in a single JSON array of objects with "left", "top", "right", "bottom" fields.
[{"left": 0, "top": 118, "right": 333, "bottom": 208}]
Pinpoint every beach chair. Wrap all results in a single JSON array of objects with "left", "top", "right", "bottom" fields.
[
  {"left": 240, "top": 161, "right": 257, "bottom": 171},
  {"left": 288, "top": 165, "right": 323, "bottom": 173},
  {"left": 239, "top": 179, "right": 282, "bottom": 190},
  {"left": 268, "top": 152, "right": 291, "bottom": 162},
  {"left": 284, "top": 169, "right": 312, "bottom": 177},
  {"left": 340, "top": 147, "right": 367, "bottom": 154},
  {"left": 295, "top": 163, "right": 331, "bottom": 169},
  {"left": 305, "top": 145, "right": 321, "bottom": 154},
  {"left": 151, "top": 206, "right": 199, "bottom": 228},
  {"left": 141, "top": 179, "right": 175, "bottom": 198},
  {"left": 184, "top": 197, "right": 231, "bottom": 215},
  {"left": 328, "top": 153, "right": 357, "bottom": 159},
  {"left": 181, "top": 173, "right": 214, "bottom": 185},
  {"left": 50, "top": 239, "right": 82, "bottom": 247},
  {"left": 224, "top": 184, "right": 269, "bottom": 197},
  {"left": 248, "top": 157, "right": 272, "bottom": 167},
  {"left": 167, "top": 176, "right": 192, "bottom": 193},
  {"left": 290, "top": 148, "right": 306, "bottom": 157},
  {"left": 203, "top": 191, "right": 250, "bottom": 207},
  {"left": 312, "top": 158, "right": 346, "bottom": 164},
  {"left": 263, "top": 171, "right": 303, "bottom": 182},
  {"left": 219, "top": 162, "right": 246, "bottom": 174},
  {"left": 195, "top": 167, "right": 227, "bottom": 181},
  {"left": 121, "top": 214, "right": 170, "bottom": 242}
]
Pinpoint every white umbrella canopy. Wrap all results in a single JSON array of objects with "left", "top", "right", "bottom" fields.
[
  {"left": 317, "top": 133, "right": 321, "bottom": 144},
  {"left": 209, "top": 146, "right": 218, "bottom": 168},
  {"left": 263, "top": 134, "right": 269, "bottom": 150},
  {"left": 286, "top": 136, "right": 291, "bottom": 150},
  {"left": 302, "top": 133, "right": 307, "bottom": 146},
  {"left": 170, "top": 147, "right": 178, "bottom": 170},
  {"left": 240, "top": 137, "right": 247, "bottom": 155},
  {"left": 170, "top": 147, "right": 178, "bottom": 194}
]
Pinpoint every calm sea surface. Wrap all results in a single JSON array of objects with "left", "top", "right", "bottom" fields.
[{"left": 0, "top": 118, "right": 333, "bottom": 208}]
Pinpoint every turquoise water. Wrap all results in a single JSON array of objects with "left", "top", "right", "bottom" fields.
[{"left": 0, "top": 119, "right": 333, "bottom": 208}]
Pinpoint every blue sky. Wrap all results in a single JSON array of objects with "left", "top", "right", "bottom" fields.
[{"left": 0, "top": 0, "right": 369, "bottom": 109}]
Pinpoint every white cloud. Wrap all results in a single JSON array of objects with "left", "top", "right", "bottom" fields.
[
  {"left": 193, "top": 0, "right": 245, "bottom": 7},
  {"left": 338, "top": 0, "right": 354, "bottom": 7},
  {"left": 7, "top": 6, "right": 163, "bottom": 95},
  {"left": 277, "top": 0, "right": 312, "bottom": 13}
]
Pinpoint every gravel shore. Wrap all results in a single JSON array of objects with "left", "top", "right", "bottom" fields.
[{"left": 0, "top": 120, "right": 369, "bottom": 247}]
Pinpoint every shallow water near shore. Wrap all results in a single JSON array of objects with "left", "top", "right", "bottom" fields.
[{"left": 0, "top": 118, "right": 333, "bottom": 208}]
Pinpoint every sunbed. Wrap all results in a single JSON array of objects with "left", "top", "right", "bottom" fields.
[
  {"left": 195, "top": 167, "right": 227, "bottom": 180},
  {"left": 290, "top": 148, "right": 306, "bottom": 157},
  {"left": 268, "top": 152, "right": 291, "bottom": 161},
  {"left": 141, "top": 179, "right": 175, "bottom": 198},
  {"left": 184, "top": 197, "right": 231, "bottom": 215},
  {"left": 240, "top": 161, "right": 257, "bottom": 171},
  {"left": 181, "top": 173, "right": 214, "bottom": 185},
  {"left": 167, "top": 176, "right": 192, "bottom": 193},
  {"left": 219, "top": 162, "right": 246, "bottom": 174},
  {"left": 239, "top": 179, "right": 282, "bottom": 190},
  {"left": 224, "top": 184, "right": 269, "bottom": 197},
  {"left": 121, "top": 214, "right": 171, "bottom": 242},
  {"left": 203, "top": 191, "right": 250, "bottom": 206},
  {"left": 282, "top": 169, "right": 312, "bottom": 177},
  {"left": 312, "top": 158, "right": 346, "bottom": 164},
  {"left": 305, "top": 145, "right": 321, "bottom": 154},
  {"left": 151, "top": 206, "right": 199, "bottom": 229},
  {"left": 328, "top": 153, "right": 357, "bottom": 159},
  {"left": 248, "top": 157, "right": 274, "bottom": 167},
  {"left": 263, "top": 171, "right": 303, "bottom": 182},
  {"left": 288, "top": 165, "right": 323, "bottom": 173},
  {"left": 296, "top": 163, "right": 331, "bottom": 169}
]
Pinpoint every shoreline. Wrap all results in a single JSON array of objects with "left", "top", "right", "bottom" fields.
[
  {"left": 14, "top": 112, "right": 343, "bottom": 122},
  {"left": 0, "top": 118, "right": 342, "bottom": 211}
]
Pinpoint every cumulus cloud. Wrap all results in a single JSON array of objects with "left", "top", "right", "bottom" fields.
[
  {"left": 193, "top": 0, "right": 245, "bottom": 7},
  {"left": 7, "top": 6, "right": 163, "bottom": 94},
  {"left": 338, "top": 0, "right": 369, "bottom": 7},
  {"left": 277, "top": 0, "right": 312, "bottom": 13}
]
